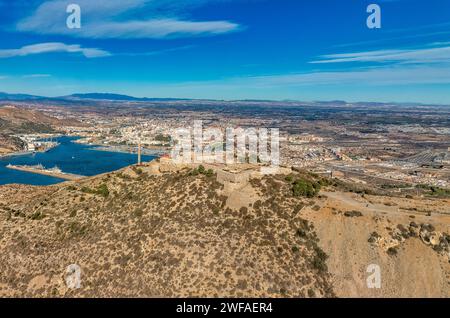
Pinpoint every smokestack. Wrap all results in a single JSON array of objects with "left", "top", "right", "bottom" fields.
[{"left": 138, "top": 142, "right": 142, "bottom": 166}]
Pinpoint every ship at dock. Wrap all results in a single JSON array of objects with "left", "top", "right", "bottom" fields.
[{"left": 6, "top": 163, "right": 84, "bottom": 181}]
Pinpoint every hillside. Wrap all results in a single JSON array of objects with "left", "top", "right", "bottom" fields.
[
  {"left": 0, "top": 134, "right": 26, "bottom": 155},
  {"left": 0, "top": 105, "right": 83, "bottom": 155},
  {"left": 0, "top": 105, "right": 73, "bottom": 129},
  {"left": 0, "top": 160, "right": 448, "bottom": 297}
]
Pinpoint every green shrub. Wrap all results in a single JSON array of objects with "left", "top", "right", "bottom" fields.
[
  {"left": 312, "top": 247, "right": 328, "bottom": 272},
  {"left": 190, "top": 166, "right": 214, "bottom": 177},
  {"left": 133, "top": 208, "right": 144, "bottom": 217},
  {"left": 296, "top": 229, "right": 307, "bottom": 238},
  {"left": 96, "top": 184, "right": 110, "bottom": 198},
  {"left": 387, "top": 247, "right": 398, "bottom": 256},
  {"left": 415, "top": 184, "right": 450, "bottom": 197},
  {"left": 81, "top": 186, "right": 93, "bottom": 194},
  {"left": 368, "top": 231, "right": 381, "bottom": 243},
  {"left": 189, "top": 169, "right": 200, "bottom": 176},
  {"left": 155, "top": 134, "right": 171, "bottom": 143},
  {"left": 292, "top": 178, "right": 321, "bottom": 198},
  {"left": 80, "top": 184, "right": 109, "bottom": 198},
  {"left": 68, "top": 222, "right": 87, "bottom": 236},
  {"left": 344, "top": 210, "right": 363, "bottom": 217},
  {"left": 30, "top": 211, "right": 45, "bottom": 220}
]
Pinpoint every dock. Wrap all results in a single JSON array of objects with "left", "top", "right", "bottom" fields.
[{"left": 6, "top": 164, "right": 85, "bottom": 181}]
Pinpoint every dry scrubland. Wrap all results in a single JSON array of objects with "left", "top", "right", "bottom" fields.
[
  {"left": 0, "top": 105, "right": 84, "bottom": 155},
  {"left": 0, "top": 161, "right": 449, "bottom": 297}
]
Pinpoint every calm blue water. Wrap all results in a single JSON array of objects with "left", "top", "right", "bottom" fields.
[{"left": 0, "top": 136, "right": 156, "bottom": 186}]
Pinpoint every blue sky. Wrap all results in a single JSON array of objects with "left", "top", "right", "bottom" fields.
[{"left": 0, "top": 0, "right": 450, "bottom": 104}]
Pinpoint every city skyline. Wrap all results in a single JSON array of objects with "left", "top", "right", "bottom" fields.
[{"left": 1, "top": 0, "right": 450, "bottom": 104}]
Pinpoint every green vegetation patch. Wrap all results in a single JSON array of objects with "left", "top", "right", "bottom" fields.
[
  {"left": 189, "top": 165, "right": 215, "bottom": 178},
  {"left": 416, "top": 184, "right": 450, "bottom": 198},
  {"left": 68, "top": 221, "right": 88, "bottom": 236},
  {"left": 29, "top": 211, "right": 45, "bottom": 220},
  {"left": 155, "top": 133, "right": 171, "bottom": 143},
  {"left": 291, "top": 178, "right": 321, "bottom": 198},
  {"left": 81, "top": 183, "right": 110, "bottom": 198}
]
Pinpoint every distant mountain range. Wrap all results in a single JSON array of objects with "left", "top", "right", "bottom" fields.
[
  {"left": 0, "top": 92, "right": 45, "bottom": 101},
  {"left": 0, "top": 91, "right": 445, "bottom": 107},
  {"left": 64, "top": 93, "right": 187, "bottom": 102},
  {"left": 0, "top": 92, "right": 188, "bottom": 102}
]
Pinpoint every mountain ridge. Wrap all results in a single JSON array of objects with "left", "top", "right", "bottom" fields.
[{"left": 0, "top": 92, "right": 446, "bottom": 107}]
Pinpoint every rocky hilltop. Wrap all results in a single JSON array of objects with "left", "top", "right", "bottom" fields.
[{"left": 0, "top": 160, "right": 449, "bottom": 297}]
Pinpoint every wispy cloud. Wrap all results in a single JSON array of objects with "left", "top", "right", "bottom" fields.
[
  {"left": 69, "top": 19, "right": 239, "bottom": 39},
  {"left": 334, "top": 30, "right": 450, "bottom": 49},
  {"left": 116, "top": 45, "right": 195, "bottom": 57},
  {"left": 310, "top": 44, "right": 450, "bottom": 65},
  {"left": 16, "top": 0, "right": 241, "bottom": 39},
  {"left": 0, "top": 42, "right": 110, "bottom": 58},
  {"left": 155, "top": 63, "right": 450, "bottom": 92},
  {"left": 244, "top": 65, "right": 450, "bottom": 86},
  {"left": 22, "top": 74, "right": 52, "bottom": 78}
]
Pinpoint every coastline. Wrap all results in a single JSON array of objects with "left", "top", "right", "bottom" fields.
[
  {"left": 69, "top": 136, "right": 169, "bottom": 156},
  {"left": 92, "top": 145, "right": 167, "bottom": 156},
  {"left": 6, "top": 164, "right": 84, "bottom": 181},
  {"left": 0, "top": 150, "right": 34, "bottom": 159},
  {"left": 0, "top": 142, "right": 60, "bottom": 159},
  {"left": 1, "top": 135, "right": 162, "bottom": 186}
]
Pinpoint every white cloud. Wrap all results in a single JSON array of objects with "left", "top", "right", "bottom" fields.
[
  {"left": 16, "top": 0, "right": 240, "bottom": 39},
  {"left": 22, "top": 74, "right": 52, "bottom": 78},
  {"left": 117, "top": 45, "right": 195, "bottom": 56},
  {"left": 69, "top": 19, "right": 239, "bottom": 39},
  {"left": 156, "top": 64, "right": 450, "bottom": 91},
  {"left": 247, "top": 66, "right": 450, "bottom": 86},
  {"left": 0, "top": 42, "right": 110, "bottom": 58},
  {"left": 310, "top": 45, "right": 450, "bottom": 64}
]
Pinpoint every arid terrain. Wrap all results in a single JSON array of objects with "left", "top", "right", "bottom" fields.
[
  {"left": 0, "top": 159, "right": 448, "bottom": 297},
  {"left": 0, "top": 105, "right": 81, "bottom": 155},
  {"left": 1, "top": 0, "right": 449, "bottom": 304}
]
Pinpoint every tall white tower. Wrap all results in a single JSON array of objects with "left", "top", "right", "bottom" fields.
[{"left": 138, "top": 142, "right": 142, "bottom": 166}]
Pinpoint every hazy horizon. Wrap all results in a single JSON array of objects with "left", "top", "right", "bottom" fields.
[{"left": 1, "top": 0, "right": 450, "bottom": 104}]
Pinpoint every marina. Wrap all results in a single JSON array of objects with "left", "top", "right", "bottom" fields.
[{"left": 0, "top": 136, "right": 156, "bottom": 186}]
